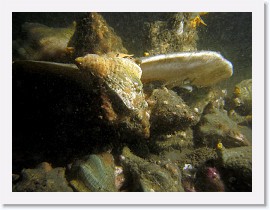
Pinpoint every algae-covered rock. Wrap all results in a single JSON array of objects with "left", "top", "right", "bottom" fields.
[
  {"left": 228, "top": 109, "right": 252, "bottom": 128},
  {"left": 216, "top": 146, "right": 252, "bottom": 191},
  {"left": 148, "top": 88, "right": 199, "bottom": 134},
  {"left": 150, "top": 128, "right": 194, "bottom": 153},
  {"left": 232, "top": 79, "right": 252, "bottom": 115},
  {"left": 68, "top": 153, "right": 116, "bottom": 192},
  {"left": 178, "top": 147, "right": 218, "bottom": 169},
  {"left": 194, "top": 166, "right": 225, "bottom": 192},
  {"left": 175, "top": 87, "right": 228, "bottom": 116},
  {"left": 13, "top": 162, "right": 73, "bottom": 192},
  {"left": 75, "top": 54, "right": 150, "bottom": 138},
  {"left": 160, "top": 148, "right": 220, "bottom": 192},
  {"left": 69, "top": 12, "right": 128, "bottom": 58},
  {"left": 13, "top": 22, "right": 76, "bottom": 62},
  {"left": 120, "top": 147, "right": 184, "bottom": 192},
  {"left": 145, "top": 13, "right": 198, "bottom": 55},
  {"left": 195, "top": 108, "right": 251, "bottom": 148}
]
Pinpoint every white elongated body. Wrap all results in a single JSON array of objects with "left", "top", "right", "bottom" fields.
[{"left": 139, "top": 51, "right": 233, "bottom": 88}]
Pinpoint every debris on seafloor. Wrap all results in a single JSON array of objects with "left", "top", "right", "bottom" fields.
[{"left": 138, "top": 51, "right": 233, "bottom": 88}]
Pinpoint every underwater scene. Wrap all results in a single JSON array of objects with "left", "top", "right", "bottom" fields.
[{"left": 12, "top": 12, "right": 252, "bottom": 192}]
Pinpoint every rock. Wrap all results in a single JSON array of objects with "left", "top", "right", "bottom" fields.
[
  {"left": 67, "top": 153, "right": 117, "bottom": 192},
  {"left": 13, "top": 22, "right": 76, "bottom": 62},
  {"left": 195, "top": 108, "right": 251, "bottom": 148},
  {"left": 174, "top": 87, "right": 228, "bottom": 116},
  {"left": 216, "top": 146, "right": 252, "bottom": 191},
  {"left": 228, "top": 109, "right": 252, "bottom": 128},
  {"left": 145, "top": 13, "right": 198, "bottom": 55},
  {"left": 160, "top": 147, "right": 219, "bottom": 192},
  {"left": 69, "top": 12, "right": 128, "bottom": 58},
  {"left": 12, "top": 174, "right": 20, "bottom": 183},
  {"left": 232, "top": 79, "right": 252, "bottom": 115},
  {"left": 150, "top": 128, "right": 194, "bottom": 153},
  {"left": 147, "top": 88, "right": 199, "bottom": 134},
  {"left": 177, "top": 147, "right": 218, "bottom": 169},
  {"left": 120, "top": 147, "right": 184, "bottom": 192},
  {"left": 12, "top": 162, "right": 73, "bottom": 192},
  {"left": 75, "top": 53, "right": 150, "bottom": 138},
  {"left": 194, "top": 166, "right": 225, "bottom": 192}
]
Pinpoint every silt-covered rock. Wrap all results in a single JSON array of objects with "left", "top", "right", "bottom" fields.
[
  {"left": 147, "top": 88, "right": 199, "bottom": 134},
  {"left": 232, "top": 79, "right": 252, "bottom": 115},
  {"left": 195, "top": 108, "right": 251, "bottom": 148},
  {"left": 69, "top": 12, "right": 128, "bottom": 58},
  {"left": 216, "top": 146, "right": 252, "bottom": 191},
  {"left": 150, "top": 128, "right": 194, "bottom": 153},
  {"left": 13, "top": 162, "right": 73, "bottom": 192},
  {"left": 145, "top": 13, "right": 198, "bottom": 55},
  {"left": 120, "top": 147, "right": 184, "bottom": 192}
]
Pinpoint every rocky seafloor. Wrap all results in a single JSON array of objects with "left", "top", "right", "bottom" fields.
[{"left": 12, "top": 12, "right": 252, "bottom": 192}]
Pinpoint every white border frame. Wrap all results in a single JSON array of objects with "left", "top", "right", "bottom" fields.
[{"left": 0, "top": 0, "right": 264, "bottom": 205}]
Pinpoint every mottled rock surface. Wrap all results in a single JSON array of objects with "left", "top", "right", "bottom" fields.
[
  {"left": 120, "top": 147, "right": 184, "bottom": 192},
  {"left": 232, "top": 79, "right": 252, "bottom": 115},
  {"left": 216, "top": 146, "right": 252, "bottom": 191},
  {"left": 147, "top": 88, "right": 199, "bottom": 134},
  {"left": 69, "top": 12, "right": 128, "bottom": 58},
  {"left": 150, "top": 128, "right": 194, "bottom": 153},
  {"left": 145, "top": 13, "right": 198, "bottom": 55},
  {"left": 195, "top": 108, "right": 251, "bottom": 148},
  {"left": 13, "top": 162, "right": 73, "bottom": 192}
]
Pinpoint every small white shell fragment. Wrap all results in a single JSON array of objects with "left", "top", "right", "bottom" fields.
[
  {"left": 222, "top": 89, "right": 227, "bottom": 95},
  {"left": 139, "top": 51, "right": 233, "bottom": 88},
  {"left": 183, "top": 164, "right": 193, "bottom": 171},
  {"left": 114, "top": 166, "right": 124, "bottom": 176}
]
